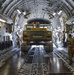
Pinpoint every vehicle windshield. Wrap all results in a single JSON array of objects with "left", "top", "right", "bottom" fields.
[{"left": 25, "top": 24, "right": 52, "bottom": 31}]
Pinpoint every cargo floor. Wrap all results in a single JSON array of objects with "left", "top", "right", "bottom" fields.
[{"left": 0, "top": 47, "right": 72, "bottom": 75}]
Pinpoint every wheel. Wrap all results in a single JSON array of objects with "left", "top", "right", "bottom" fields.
[
  {"left": 44, "top": 43, "right": 53, "bottom": 52},
  {"left": 21, "top": 43, "right": 30, "bottom": 52}
]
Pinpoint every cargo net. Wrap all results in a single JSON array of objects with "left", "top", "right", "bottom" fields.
[{"left": 18, "top": 63, "right": 49, "bottom": 75}]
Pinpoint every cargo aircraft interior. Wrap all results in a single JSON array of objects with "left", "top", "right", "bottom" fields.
[{"left": 0, "top": 0, "right": 74, "bottom": 75}]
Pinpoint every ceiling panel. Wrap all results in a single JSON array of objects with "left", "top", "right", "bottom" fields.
[{"left": 0, "top": 0, "right": 74, "bottom": 20}]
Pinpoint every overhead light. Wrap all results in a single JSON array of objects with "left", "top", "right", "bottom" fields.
[
  {"left": 23, "top": 12, "right": 26, "bottom": 15},
  {"left": 17, "top": 9, "right": 21, "bottom": 14},
  {"left": 53, "top": 12, "right": 56, "bottom": 16},
  {"left": 0, "top": 18, "right": 6, "bottom": 23},
  {"left": 72, "top": 21, "right": 74, "bottom": 24},
  {"left": 58, "top": 10, "right": 62, "bottom": 15}
]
